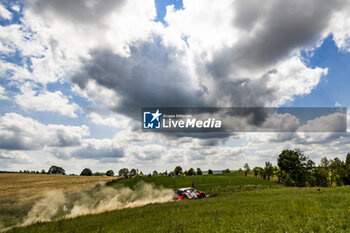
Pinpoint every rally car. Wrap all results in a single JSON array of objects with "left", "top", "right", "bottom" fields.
[{"left": 173, "top": 187, "right": 206, "bottom": 200}]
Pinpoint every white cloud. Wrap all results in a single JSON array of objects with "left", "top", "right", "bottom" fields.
[
  {"left": 0, "top": 86, "right": 8, "bottom": 100},
  {"left": 267, "top": 56, "right": 328, "bottom": 105},
  {"left": 298, "top": 112, "right": 347, "bottom": 132},
  {"left": 0, "top": 60, "right": 33, "bottom": 83},
  {"left": 0, "top": 113, "right": 89, "bottom": 150},
  {"left": 0, "top": 3, "right": 12, "bottom": 20},
  {"left": 14, "top": 83, "right": 81, "bottom": 118},
  {"left": 327, "top": 3, "right": 350, "bottom": 52},
  {"left": 50, "top": 138, "right": 124, "bottom": 160},
  {"left": 11, "top": 5, "right": 20, "bottom": 12},
  {"left": 129, "top": 144, "right": 165, "bottom": 161},
  {"left": 165, "top": 0, "right": 238, "bottom": 57},
  {"left": 259, "top": 113, "right": 300, "bottom": 132},
  {"left": 88, "top": 112, "right": 131, "bottom": 129},
  {"left": 0, "top": 150, "right": 32, "bottom": 163}
]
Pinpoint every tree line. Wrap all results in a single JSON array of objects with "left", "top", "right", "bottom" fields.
[
  {"left": 241, "top": 149, "right": 350, "bottom": 187},
  {"left": 117, "top": 167, "right": 204, "bottom": 178},
  {"left": 18, "top": 166, "right": 115, "bottom": 177},
  {"left": 17, "top": 166, "right": 231, "bottom": 177}
]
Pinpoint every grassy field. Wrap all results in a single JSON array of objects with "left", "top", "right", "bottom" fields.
[
  {"left": 7, "top": 185, "right": 350, "bottom": 232},
  {"left": 0, "top": 173, "right": 117, "bottom": 231},
  {"left": 107, "top": 173, "right": 278, "bottom": 194},
  {"left": 4, "top": 173, "right": 350, "bottom": 232}
]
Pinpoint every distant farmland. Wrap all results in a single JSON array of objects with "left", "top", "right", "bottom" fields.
[
  {"left": 0, "top": 173, "right": 118, "bottom": 230},
  {"left": 0, "top": 173, "right": 118, "bottom": 201}
]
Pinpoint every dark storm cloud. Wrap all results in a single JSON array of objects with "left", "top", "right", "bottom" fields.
[
  {"left": 72, "top": 39, "right": 205, "bottom": 118},
  {"left": 209, "top": 0, "right": 345, "bottom": 79},
  {"left": 198, "top": 0, "right": 346, "bottom": 113},
  {"left": 25, "top": 0, "right": 126, "bottom": 25},
  {"left": 0, "top": 139, "right": 34, "bottom": 150}
]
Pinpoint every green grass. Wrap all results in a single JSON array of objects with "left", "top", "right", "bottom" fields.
[
  {"left": 107, "top": 173, "right": 278, "bottom": 194},
  {"left": 7, "top": 186, "right": 350, "bottom": 233},
  {"left": 0, "top": 200, "right": 34, "bottom": 229}
]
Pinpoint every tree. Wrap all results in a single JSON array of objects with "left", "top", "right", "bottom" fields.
[
  {"left": 330, "top": 157, "right": 346, "bottom": 186},
  {"left": 346, "top": 153, "right": 350, "bottom": 170},
  {"left": 106, "top": 170, "right": 114, "bottom": 176},
  {"left": 344, "top": 153, "right": 350, "bottom": 185},
  {"left": 277, "top": 149, "right": 313, "bottom": 186},
  {"left": 119, "top": 168, "right": 129, "bottom": 177},
  {"left": 187, "top": 168, "right": 195, "bottom": 176},
  {"left": 208, "top": 169, "right": 213, "bottom": 175},
  {"left": 196, "top": 168, "right": 203, "bottom": 175},
  {"left": 314, "top": 167, "right": 329, "bottom": 187},
  {"left": 320, "top": 156, "right": 330, "bottom": 168},
  {"left": 243, "top": 163, "right": 250, "bottom": 176},
  {"left": 152, "top": 170, "right": 158, "bottom": 176},
  {"left": 174, "top": 166, "right": 183, "bottom": 176},
  {"left": 80, "top": 168, "right": 92, "bottom": 176},
  {"left": 48, "top": 165, "right": 65, "bottom": 175},
  {"left": 130, "top": 168, "right": 137, "bottom": 177},
  {"left": 40, "top": 169, "right": 46, "bottom": 174},
  {"left": 264, "top": 162, "right": 273, "bottom": 180},
  {"left": 252, "top": 167, "right": 263, "bottom": 177},
  {"left": 168, "top": 171, "right": 175, "bottom": 176},
  {"left": 223, "top": 168, "right": 231, "bottom": 174}
]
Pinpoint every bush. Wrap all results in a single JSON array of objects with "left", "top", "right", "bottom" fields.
[
  {"left": 106, "top": 170, "right": 114, "bottom": 176},
  {"left": 223, "top": 168, "right": 231, "bottom": 174},
  {"left": 187, "top": 168, "right": 195, "bottom": 176},
  {"left": 48, "top": 166, "right": 65, "bottom": 175},
  {"left": 80, "top": 168, "right": 92, "bottom": 176},
  {"left": 119, "top": 168, "right": 129, "bottom": 177},
  {"left": 174, "top": 166, "right": 183, "bottom": 176}
]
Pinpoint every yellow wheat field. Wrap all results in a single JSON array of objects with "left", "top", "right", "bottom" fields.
[{"left": 0, "top": 173, "right": 118, "bottom": 201}]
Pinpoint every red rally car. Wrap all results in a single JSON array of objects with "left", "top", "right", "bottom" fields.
[{"left": 173, "top": 187, "right": 206, "bottom": 200}]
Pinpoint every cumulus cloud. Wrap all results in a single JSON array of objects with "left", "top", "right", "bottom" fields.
[
  {"left": 0, "top": 150, "right": 32, "bottom": 163},
  {"left": 50, "top": 138, "right": 124, "bottom": 160},
  {"left": 130, "top": 144, "right": 165, "bottom": 161},
  {"left": 14, "top": 83, "right": 81, "bottom": 118},
  {"left": 259, "top": 113, "right": 300, "bottom": 132},
  {"left": 87, "top": 112, "right": 132, "bottom": 129},
  {"left": 26, "top": 0, "right": 126, "bottom": 25},
  {"left": 72, "top": 41, "right": 203, "bottom": 117},
  {"left": 298, "top": 112, "right": 347, "bottom": 132},
  {"left": 327, "top": 2, "right": 350, "bottom": 51},
  {"left": 0, "top": 113, "right": 89, "bottom": 150},
  {"left": 0, "top": 3, "right": 12, "bottom": 20}
]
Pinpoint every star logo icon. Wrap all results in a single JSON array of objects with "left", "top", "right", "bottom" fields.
[{"left": 150, "top": 109, "right": 162, "bottom": 122}]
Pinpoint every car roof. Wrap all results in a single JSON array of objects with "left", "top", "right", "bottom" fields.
[{"left": 178, "top": 187, "right": 194, "bottom": 191}]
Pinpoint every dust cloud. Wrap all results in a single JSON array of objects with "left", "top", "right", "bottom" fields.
[{"left": 22, "top": 181, "right": 174, "bottom": 226}]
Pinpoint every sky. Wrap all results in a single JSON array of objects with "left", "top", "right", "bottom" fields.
[{"left": 0, "top": 0, "right": 350, "bottom": 174}]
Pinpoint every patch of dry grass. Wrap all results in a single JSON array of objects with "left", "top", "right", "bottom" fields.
[{"left": 0, "top": 173, "right": 118, "bottom": 201}]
